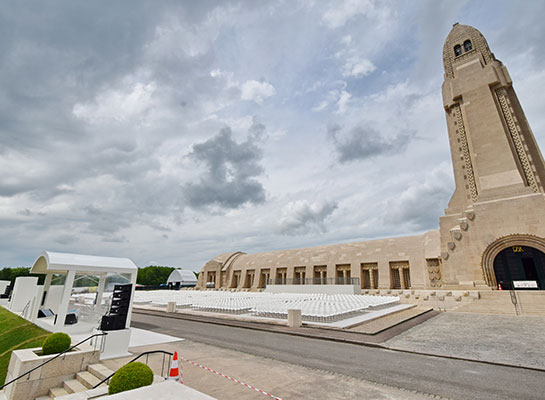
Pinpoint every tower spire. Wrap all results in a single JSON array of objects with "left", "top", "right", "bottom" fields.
[{"left": 441, "top": 24, "right": 545, "bottom": 213}]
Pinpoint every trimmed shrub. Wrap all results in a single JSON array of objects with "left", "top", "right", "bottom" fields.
[
  {"left": 108, "top": 362, "right": 154, "bottom": 395},
  {"left": 41, "top": 332, "right": 71, "bottom": 355}
]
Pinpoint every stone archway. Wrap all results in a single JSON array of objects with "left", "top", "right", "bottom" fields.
[{"left": 481, "top": 234, "right": 545, "bottom": 289}]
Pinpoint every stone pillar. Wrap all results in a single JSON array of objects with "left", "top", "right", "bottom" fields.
[
  {"left": 378, "top": 261, "right": 390, "bottom": 289},
  {"left": 399, "top": 267, "right": 406, "bottom": 289},
  {"left": 369, "top": 268, "right": 376, "bottom": 289},
  {"left": 287, "top": 309, "right": 302, "bottom": 327}
]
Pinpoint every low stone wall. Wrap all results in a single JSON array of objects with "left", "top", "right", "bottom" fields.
[
  {"left": 362, "top": 289, "right": 480, "bottom": 310},
  {"left": 4, "top": 344, "right": 100, "bottom": 400},
  {"left": 265, "top": 284, "right": 359, "bottom": 295}
]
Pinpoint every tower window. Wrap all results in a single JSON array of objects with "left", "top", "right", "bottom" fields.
[
  {"left": 454, "top": 45, "right": 462, "bottom": 56},
  {"left": 464, "top": 40, "right": 472, "bottom": 52}
]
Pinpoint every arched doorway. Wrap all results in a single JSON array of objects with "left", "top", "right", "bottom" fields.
[
  {"left": 481, "top": 234, "right": 545, "bottom": 289},
  {"left": 493, "top": 246, "right": 545, "bottom": 290}
]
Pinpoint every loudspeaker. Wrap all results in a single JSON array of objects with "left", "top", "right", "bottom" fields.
[
  {"left": 100, "top": 314, "right": 116, "bottom": 331},
  {"left": 65, "top": 312, "right": 78, "bottom": 325},
  {"left": 100, "top": 314, "right": 127, "bottom": 331},
  {"left": 100, "top": 284, "right": 132, "bottom": 331}
]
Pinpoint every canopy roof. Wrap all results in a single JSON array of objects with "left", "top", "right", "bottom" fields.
[
  {"left": 31, "top": 251, "right": 138, "bottom": 275},
  {"left": 167, "top": 269, "right": 197, "bottom": 283}
]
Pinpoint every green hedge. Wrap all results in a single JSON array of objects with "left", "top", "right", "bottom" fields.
[
  {"left": 108, "top": 362, "right": 154, "bottom": 395},
  {"left": 41, "top": 332, "right": 71, "bottom": 355}
]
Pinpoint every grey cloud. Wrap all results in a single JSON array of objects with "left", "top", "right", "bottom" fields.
[
  {"left": 328, "top": 124, "right": 411, "bottom": 163},
  {"left": 184, "top": 126, "right": 266, "bottom": 209},
  {"left": 17, "top": 209, "right": 32, "bottom": 217},
  {"left": 54, "top": 234, "right": 77, "bottom": 245},
  {"left": 101, "top": 235, "right": 127, "bottom": 243},
  {"left": 384, "top": 164, "right": 453, "bottom": 230},
  {"left": 494, "top": 2, "right": 545, "bottom": 67},
  {"left": 280, "top": 200, "right": 338, "bottom": 236}
]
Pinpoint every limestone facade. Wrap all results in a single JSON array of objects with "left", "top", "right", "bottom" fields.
[
  {"left": 196, "top": 23, "right": 545, "bottom": 292},
  {"left": 198, "top": 231, "right": 441, "bottom": 291},
  {"left": 439, "top": 23, "right": 545, "bottom": 289}
]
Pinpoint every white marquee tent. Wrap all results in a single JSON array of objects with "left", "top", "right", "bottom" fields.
[{"left": 167, "top": 269, "right": 197, "bottom": 287}]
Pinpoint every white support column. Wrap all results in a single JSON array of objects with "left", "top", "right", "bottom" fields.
[
  {"left": 55, "top": 270, "right": 75, "bottom": 329},
  {"left": 95, "top": 274, "right": 106, "bottom": 312},
  {"left": 125, "top": 272, "right": 137, "bottom": 328},
  {"left": 29, "top": 294, "right": 39, "bottom": 323},
  {"left": 42, "top": 273, "right": 53, "bottom": 307}
]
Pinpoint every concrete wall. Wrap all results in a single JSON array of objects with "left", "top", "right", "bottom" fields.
[
  {"left": 0, "top": 280, "right": 9, "bottom": 294},
  {"left": 5, "top": 344, "right": 100, "bottom": 400},
  {"left": 265, "top": 284, "right": 360, "bottom": 295},
  {"left": 9, "top": 276, "right": 38, "bottom": 312},
  {"left": 43, "top": 285, "right": 64, "bottom": 314}
]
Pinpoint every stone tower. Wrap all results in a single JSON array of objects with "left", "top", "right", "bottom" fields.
[{"left": 440, "top": 23, "right": 545, "bottom": 289}]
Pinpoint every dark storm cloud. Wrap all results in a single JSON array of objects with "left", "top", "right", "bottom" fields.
[
  {"left": 328, "top": 124, "right": 411, "bottom": 163},
  {"left": 184, "top": 126, "right": 266, "bottom": 209}
]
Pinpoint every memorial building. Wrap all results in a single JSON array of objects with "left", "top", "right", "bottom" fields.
[{"left": 197, "top": 24, "right": 545, "bottom": 293}]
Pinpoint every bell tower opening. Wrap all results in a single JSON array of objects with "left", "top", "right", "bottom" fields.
[{"left": 493, "top": 246, "right": 545, "bottom": 290}]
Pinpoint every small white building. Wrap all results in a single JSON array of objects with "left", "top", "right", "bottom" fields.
[{"left": 166, "top": 269, "right": 197, "bottom": 288}]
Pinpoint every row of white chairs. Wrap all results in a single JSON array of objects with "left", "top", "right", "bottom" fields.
[
  {"left": 132, "top": 290, "right": 399, "bottom": 321},
  {"left": 73, "top": 290, "right": 399, "bottom": 322}
]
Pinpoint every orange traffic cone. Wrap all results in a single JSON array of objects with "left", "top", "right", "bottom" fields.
[
  {"left": 498, "top": 282, "right": 502, "bottom": 291},
  {"left": 168, "top": 351, "right": 181, "bottom": 382}
]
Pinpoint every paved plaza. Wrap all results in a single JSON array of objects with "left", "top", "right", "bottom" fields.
[
  {"left": 111, "top": 340, "right": 441, "bottom": 400},
  {"left": 384, "top": 312, "right": 545, "bottom": 369}
]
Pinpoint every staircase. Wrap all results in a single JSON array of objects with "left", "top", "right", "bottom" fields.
[
  {"left": 452, "top": 290, "right": 545, "bottom": 316},
  {"left": 34, "top": 364, "right": 113, "bottom": 400}
]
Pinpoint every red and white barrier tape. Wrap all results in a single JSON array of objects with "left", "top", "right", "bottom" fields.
[{"left": 180, "top": 356, "right": 283, "bottom": 400}]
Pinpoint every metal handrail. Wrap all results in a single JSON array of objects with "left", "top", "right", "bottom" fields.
[
  {"left": 0, "top": 332, "right": 108, "bottom": 390},
  {"left": 21, "top": 300, "right": 32, "bottom": 319},
  {"left": 93, "top": 350, "right": 174, "bottom": 388}
]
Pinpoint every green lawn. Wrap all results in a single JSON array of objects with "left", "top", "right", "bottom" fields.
[{"left": 0, "top": 307, "right": 50, "bottom": 385}]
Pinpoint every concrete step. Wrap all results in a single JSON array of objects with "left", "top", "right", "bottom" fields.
[
  {"left": 51, "top": 386, "right": 109, "bottom": 400},
  {"left": 34, "top": 396, "right": 52, "bottom": 400},
  {"left": 76, "top": 371, "right": 103, "bottom": 389},
  {"left": 87, "top": 364, "right": 114, "bottom": 381},
  {"left": 49, "top": 387, "right": 69, "bottom": 398},
  {"left": 453, "top": 291, "right": 545, "bottom": 315},
  {"left": 63, "top": 379, "right": 87, "bottom": 394}
]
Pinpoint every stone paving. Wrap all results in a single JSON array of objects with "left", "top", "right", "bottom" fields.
[
  {"left": 105, "top": 340, "right": 442, "bottom": 400},
  {"left": 348, "top": 307, "right": 432, "bottom": 334},
  {"left": 384, "top": 312, "right": 545, "bottom": 369}
]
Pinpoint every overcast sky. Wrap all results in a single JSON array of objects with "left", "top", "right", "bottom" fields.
[{"left": 2, "top": 0, "right": 545, "bottom": 271}]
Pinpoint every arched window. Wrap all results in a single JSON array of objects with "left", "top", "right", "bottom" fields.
[
  {"left": 464, "top": 40, "right": 472, "bottom": 52},
  {"left": 454, "top": 44, "right": 462, "bottom": 56}
]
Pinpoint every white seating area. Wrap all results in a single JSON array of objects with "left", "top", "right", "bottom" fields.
[{"left": 119, "top": 290, "right": 399, "bottom": 322}]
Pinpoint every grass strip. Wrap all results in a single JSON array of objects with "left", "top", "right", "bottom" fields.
[{"left": 0, "top": 307, "right": 51, "bottom": 386}]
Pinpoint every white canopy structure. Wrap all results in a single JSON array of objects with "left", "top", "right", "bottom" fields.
[
  {"left": 31, "top": 251, "right": 138, "bottom": 331},
  {"left": 167, "top": 269, "right": 197, "bottom": 287}
]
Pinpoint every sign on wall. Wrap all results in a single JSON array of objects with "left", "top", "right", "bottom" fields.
[{"left": 513, "top": 280, "right": 538, "bottom": 289}]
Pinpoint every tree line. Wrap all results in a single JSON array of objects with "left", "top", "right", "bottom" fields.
[{"left": 0, "top": 265, "right": 187, "bottom": 287}]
